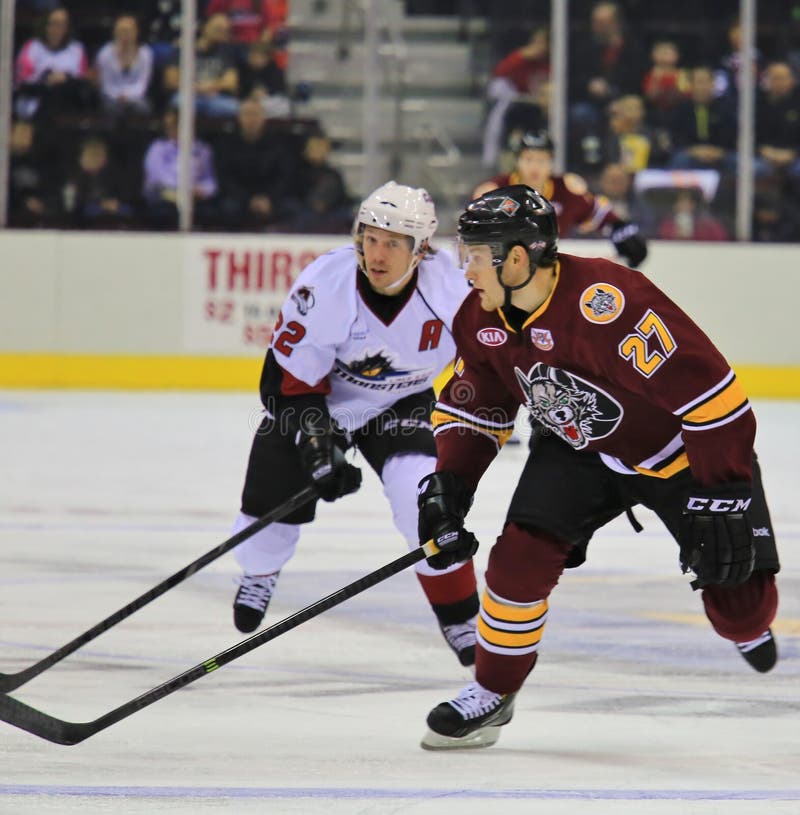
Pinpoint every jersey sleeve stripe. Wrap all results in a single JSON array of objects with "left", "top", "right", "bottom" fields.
[
  {"left": 681, "top": 375, "right": 748, "bottom": 427},
  {"left": 682, "top": 401, "right": 752, "bottom": 432},
  {"left": 674, "top": 369, "right": 736, "bottom": 416},
  {"left": 433, "top": 402, "right": 516, "bottom": 431},
  {"left": 431, "top": 413, "right": 512, "bottom": 449},
  {"left": 633, "top": 451, "right": 689, "bottom": 479}
]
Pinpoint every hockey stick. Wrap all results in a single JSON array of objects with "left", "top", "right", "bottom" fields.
[
  {"left": 0, "top": 486, "right": 317, "bottom": 693},
  {"left": 0, "top": 540, "right": 440, "bottom": 745}
]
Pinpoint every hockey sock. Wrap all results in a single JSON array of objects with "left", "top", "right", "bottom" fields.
[{"left": 702, "top": 570, "right": 778, "bottom": 642}]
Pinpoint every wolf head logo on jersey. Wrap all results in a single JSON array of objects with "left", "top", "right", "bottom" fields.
[
  {"left": 291, "top": 286, "right": 315, "bottom": 315},
  {"left": 514, "top": 363, "right": 622, "bottom": 449},
  {"left": 580, "top": 284, "right": 624, "bottom": 324}
]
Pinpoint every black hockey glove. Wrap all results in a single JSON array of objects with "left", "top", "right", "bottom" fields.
[
  {"left": 417, "top": 471, "right": 479, "bottom": 570},
  {"left": 609, "top": 220, "right": 648, "bottom": 267},
  {"left": 679, "top": 483, "right": 756, "bottom": 590},
  {"left": 296, "top": 425, "right": 362, "bottom": 503}
]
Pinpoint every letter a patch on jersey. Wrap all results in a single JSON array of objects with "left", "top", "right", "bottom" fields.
[{"left": 418, "top": 319, "right": 444, "bottom": 351}]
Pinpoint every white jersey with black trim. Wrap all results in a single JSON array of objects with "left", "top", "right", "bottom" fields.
[{"left": 271, "top": 245, "right": 469, "bottom": 432}]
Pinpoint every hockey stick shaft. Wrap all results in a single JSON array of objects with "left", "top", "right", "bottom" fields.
[
  {"left": 0, "top": 540, "right": 439, "bottom": 745},
  {"left": 0, "top": 486, "right": 317, "bottom": 693}
]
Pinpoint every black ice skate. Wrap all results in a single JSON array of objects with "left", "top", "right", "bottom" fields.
[
  {"left": 421, "top": 680, "right": 516, "bottom": 750},
  {"left": 233, "top": 572, "right": 280, "bottom": 633},
  {"left": 439, "top": 617, "right": 477, "bottom": 667},
  {"left": 736, "top": 628, "right": 777, "bottom": 673}
]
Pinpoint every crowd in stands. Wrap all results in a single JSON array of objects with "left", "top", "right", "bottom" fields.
[
  {"left": 8, "top": 1, "right": 353, "bottom": 232},
  {"left": 8, "top": 0, "right": 800, "bottom": 243},
  {"left": 481, "top": 0, "right": 800, "bottom": 242}
]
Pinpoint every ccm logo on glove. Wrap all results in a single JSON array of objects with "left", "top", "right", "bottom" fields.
[{"left": 686, "top": 496, "right": 752, "bottom": 512}]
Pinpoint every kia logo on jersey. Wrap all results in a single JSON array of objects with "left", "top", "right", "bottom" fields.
[{"left": 477, "top": 327, "right": 508, "bottom": 346}]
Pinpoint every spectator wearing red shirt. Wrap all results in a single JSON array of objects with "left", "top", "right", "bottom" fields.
[
  {"left": 204, "top": 0, "right": 288, "bottom": 67},
  {"left": 657, "top": 188, "right": 729, "bottom": 241}
]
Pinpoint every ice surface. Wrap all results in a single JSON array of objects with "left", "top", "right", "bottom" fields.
[{"left": 1, "top": 391, "right": 797, "bottom": 814}]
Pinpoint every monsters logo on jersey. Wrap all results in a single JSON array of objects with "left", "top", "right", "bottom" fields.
[
  {"left": 334, "top": 351, "right": 431, "bottom": 392},
  {"left": 291, "top": 286, "right": 316, "bottom": 315},
  {"left": 514, "top": 363, "right": 622, "bottom": 449}
]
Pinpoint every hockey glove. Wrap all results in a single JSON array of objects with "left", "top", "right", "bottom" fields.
[
  {"left": 609, "top": 221, "right": 648, "bottom": 267},
  {"left": 296, "top": 426, "right": 362, "bottom": 503},
  {"left": 679, "top": 483, "right": 756, "bottom": 590},
  {"left": 417, "top": 471, "right": 479, "bottom": 570}
]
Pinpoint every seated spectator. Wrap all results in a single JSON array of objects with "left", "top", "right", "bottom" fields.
[
  {"left": 641, "top": 40, "right": 689, "bottom": 126},
  {"left": 238, "top": 41, "right": 289, "bottom": 118},
  {"left": 8, "top": 119, "right": 62, "bottom": 227},
  {"left": 752, "top": 179, "right": 800, "bottom": 242},
  {"left": 596, "top": 162, "right": 636, "bottom": 223},
  {"left": 657, "top": 188, "right": 729, "bottom": 241},
  {"left": 142, "top": 108, "right": 220, "bottom": 230},
  {"left": 667, "top": 66, "right": 737, "bottom": 174},
  {"left": 568, "top": 2, "right": 646, "bottom": 130},
  {"left": 603, "top": 95, "right": 652, "bottom": 173},
  {"left": 215, "top": 98, "right": 298, "bottom": 231},
  {"left": 755, "top": 61, "right": 800, "bottom": 190},
  {"left": 14, "top": 6, "right": 94, "bottom": 121},
  {"left": 286, "top": 130, "right": 354, "bottom": 234},
  {"left": 482, "top": 26, "right": 550, "bottom": 168},
  {"left": 715, "top": 17, "right": 761, "bottom": 102},
  {"left": 145, "top": 0, "right": 181, "bottom": 64},
  {"left": 93, "top": 14, "right": 154, "bottom": 116},
  {"left": 63, "top": 136, "right": 134, "bottom": 229},
  {"left": 163, "top": 13, "right": 239, "bottom": 118},
  {"left": 203, "top": 0, "right": 288, "bottom": 68},
  {"left": 473, "top": 130, "right": 648, "bottom": 267}
]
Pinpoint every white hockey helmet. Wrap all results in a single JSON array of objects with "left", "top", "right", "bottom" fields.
[{"left": 353, "top": 180, "right": 439, "bottom": 257}]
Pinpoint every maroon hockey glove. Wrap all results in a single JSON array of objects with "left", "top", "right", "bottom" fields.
[
  {"left": 297, "top": 428, "right": 362, "bottom": 503},
  {"left": 417, "top": 471, "right": 479, "bottom": 570},
  {"left": 679, "top": 483, "right": 755, "bottom": 590}
]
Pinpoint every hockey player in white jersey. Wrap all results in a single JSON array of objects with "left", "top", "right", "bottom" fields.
[{"left": 230, "top": 181, "right": 479, "bottom": 666}]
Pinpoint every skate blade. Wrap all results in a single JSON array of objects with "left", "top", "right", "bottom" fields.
[{"left": 420, "top": 725, "right": 502, "bottom": 751}]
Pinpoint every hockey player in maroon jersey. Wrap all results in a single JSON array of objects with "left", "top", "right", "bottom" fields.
[
  {"left": 473, "top": 130, "right": 648, "bottom": 268},
  {"left": 229, "top": 181, "right": 479, "bottom": 667},
  {"left": 416, "top": 184, "right": 780, "bottom": 749}
]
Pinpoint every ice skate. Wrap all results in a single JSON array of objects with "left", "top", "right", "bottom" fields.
[
  {"left": 421, "top": 680, "right": 515, "bottom": 750},
  {"left": 736, "top": 628, "right": 777, "bottom": 673},
  {"left": 233, "top": 572, "right": 280, "bottom": 633},
  {"left": 439, "top": 617, "right": 477, "bottom": 667}
]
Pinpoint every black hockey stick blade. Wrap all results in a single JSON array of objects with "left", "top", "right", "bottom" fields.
[
  {"left": 0, "top": 486, "right": 317, "bottom": 693},
  {"left": 0, "top": 540, "right": 439, "bottom": 745}
]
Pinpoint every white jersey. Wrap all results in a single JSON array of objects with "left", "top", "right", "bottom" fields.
[{"left": 271, "top": 245, "right": 469, "bottom": 432}]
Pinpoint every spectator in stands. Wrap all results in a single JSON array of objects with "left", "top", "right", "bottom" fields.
[
  {"left": 568, "top": 2, "right": 646, "bottom": 130},
  {"left": 8, "top": 119, "right": 62, "bottom": 227},
  {"left": 482, "top": 26, "right": 550, "bottom": 168},
  {"left": 93, "top": 14, "right": 154, "bottom": 116},
  {"left": 715, "top": 17, "right": 762, "bottom": 102},
  {"left": 63, "top": 136, "right": 134, "bottom": 229},
  {"left": 603, "top": 94, "right": 652, "bottom": 173},
  {"left": 752, "top": 181, "right": 800, "bottom": 243},
  {"left": 473, "top": 130, "right": 648, "bottom": 267},
  {"left": 14, "top": 6, "right": 93, "bottom": 121},
  {"left": 755, "top": 62, "right": 800, "bottom": 190},
  {"left": 667, "top": 66, "right": 737, "bottom": 173},
  {"left": 657, "top": 188, "right": 729, "bottom": 241},
  {"left": 142, "top": 108, "right": 220, "bottom": 230},
  {"left": 238, "top": 41, "right": 290, "bottom": 118},
  {"left": 203, "top": 0, "right": 289, "bottom": 68},
  {"left": 145, "top": 0, "right": 181, "bottom": 64},
  {"left": 641, "top": 40, "right": 689, "bottom": 125},
  {"left": 163, "top": 13, "right": 240, "bottom": 118},
  {"left": 215, "top": 98, "right": 297, "bottom": 231},
  {"left": 596, "top": 162, "right": 637, "bottom": 223},
  {"left": 286, "top": 130, "right": 354, "bottom": 234}
]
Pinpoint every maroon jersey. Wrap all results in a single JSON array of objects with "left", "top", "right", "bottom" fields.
[
  {"left": 433, "top": 253, "right": 754, "bottom": 492},
  {"left": 488, "top": 173, "right": 620, "bottom": 236}
]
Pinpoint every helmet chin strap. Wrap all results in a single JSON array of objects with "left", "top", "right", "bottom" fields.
[{"left": 496, "top": 251, "right": 538, "bottom": 310}]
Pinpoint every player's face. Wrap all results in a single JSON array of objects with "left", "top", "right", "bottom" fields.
[
  {"left": 461, "top": 243, "right": 505, "bottom": 311},
  {"left": 516, "top": 149, "right": 552, "bottom": 189},
  {"left": 361, "top": 226, "right": 416, "bottom": 294}
]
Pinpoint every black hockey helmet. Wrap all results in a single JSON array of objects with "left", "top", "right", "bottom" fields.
[
  {"left": 514, "top": 130, "right": 555, "bottom": 154},
  {"left": 458, "top": 184, "right": 559, "bottom": 271}
]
